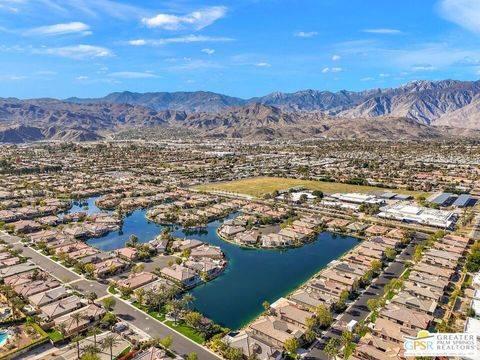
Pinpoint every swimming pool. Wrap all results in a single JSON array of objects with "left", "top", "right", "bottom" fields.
[{"left": 0, "top": 330, "right": 9, "bottom": 347}]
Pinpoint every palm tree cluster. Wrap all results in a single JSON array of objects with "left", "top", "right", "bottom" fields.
[{"left": 0, "top": 284, "right": 24, "bottom": 319}]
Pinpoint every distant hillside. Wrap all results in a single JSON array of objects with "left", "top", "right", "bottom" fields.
[
  {"left": 3, "top": 79, "right": 480, "bottom": 143},
  {"left": 66, "top": 80, "right": 480, "bottom": 129},
  {"left": 170, "top": 103, "right": 449, "bottom": 141},
  {"left": 338, "top": 80, "right": 480, "bottom": 125},
  {"left": 0, "top": 99, "right": 464, "bottom": 143},
  {"left": 0, "top": 98, "right": 188, "bottom": 143},
  {"left": 67, "top": 91, "right": 246, "bottom": 112}
]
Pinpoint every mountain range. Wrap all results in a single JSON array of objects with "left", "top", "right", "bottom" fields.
[
  {"left": 67, "top": 79, "right": 480, "bottom": 128},
  {"left": 1, "top": 79, "right": 480, "bottom": 143}
]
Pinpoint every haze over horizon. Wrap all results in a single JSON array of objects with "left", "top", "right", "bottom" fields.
[{"left": 1, "top": 0, "right": 480, "bottom": 99}]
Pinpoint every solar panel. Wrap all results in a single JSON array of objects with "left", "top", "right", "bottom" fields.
[{"left": 452, "top": 194, "right": 472, "bottom": 207}]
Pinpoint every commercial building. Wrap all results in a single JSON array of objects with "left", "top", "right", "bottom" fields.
[
  {"left": 378, "top": 203, "right": 457, "bottom": 229},
  {"left": 329, "top": 193, "right": 385, "bottom": 205}
]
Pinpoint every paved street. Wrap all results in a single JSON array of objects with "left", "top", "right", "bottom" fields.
[
  {"left": 306, "top": 237, "right": 419, "bottom": 360},
  {"left": 470, "top": 214, "right": 480, "bottom": 241},
  {"left": 1, "top": 233, "right": 81, "bottom": 282},
  {"left": 0, "top": 232, "right": 221, "bottom": 360}
]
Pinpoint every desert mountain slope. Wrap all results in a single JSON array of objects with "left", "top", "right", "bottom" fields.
[{"left": 65, "top": 80, "right": 480, "bottom": 129}]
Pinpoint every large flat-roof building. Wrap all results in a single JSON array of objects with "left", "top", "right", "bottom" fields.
[
  {"left": 452, "top": 194, "right": 474, "bottom": 208},
  {"left": 328, "top": 193, "right": 385, "bottom": 205},
  {"left": 378, "top": 203, "right": 457, "bottom": 229},
  {"left": 427, "top": 192, "right": 457, "bottom": 206}
]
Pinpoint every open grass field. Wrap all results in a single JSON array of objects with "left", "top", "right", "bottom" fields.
[{"left": 194, "top": 176, "right": 429, "bottom": 198}]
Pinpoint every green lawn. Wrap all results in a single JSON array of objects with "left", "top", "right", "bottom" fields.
[
  {"left": 131, "top": 302, "right": 166, "bottom": 322},
  {"left": 131, "top": 302, "right": 203, "bottom": 343},
  {"left": 401, "top": 269, "right": 411, "bottom": 280},
  {"left": 46, "top": 329, "right": 63, "bottom": 342},
  {"left": 164, "top": 320, "right": 205, "bottom": 344},
  {"left": 194, "top": 176, "right": 429, "bottom": 198}
]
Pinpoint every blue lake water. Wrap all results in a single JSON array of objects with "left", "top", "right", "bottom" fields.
[
  {"left": 69, "top": 197, "right": 105, "bottom": 215},
  {"left": 72, "top": 199, "right": 360, "bottom": 329}
]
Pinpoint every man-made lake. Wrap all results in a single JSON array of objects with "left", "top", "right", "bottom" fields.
[{"left": 72, "top": 199, "right": 360, "bottom": 329}]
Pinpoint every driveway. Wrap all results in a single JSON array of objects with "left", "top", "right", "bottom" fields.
[{"left": 53, "top": 331, "right": 130, "bottom": 360}]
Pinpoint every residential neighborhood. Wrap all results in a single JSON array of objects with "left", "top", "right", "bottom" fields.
[{"left": 0, "top": 140, "right": 479, "bottom": 360}]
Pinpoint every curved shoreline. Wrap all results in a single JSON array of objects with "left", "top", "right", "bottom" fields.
[
  {"left": 69, "top": 200, "right": 362, "bottom": 330},
  {"left": 235, "top": 232, "right": 365, "bottom": 331},
  {"left": 215, "top": 227, "right": 317, "bottom": 251}
]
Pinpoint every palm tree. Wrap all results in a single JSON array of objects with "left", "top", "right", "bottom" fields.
[
  {"left": 134, "top": 288, "right": 145, "bottom": 305},
  {"left": 71, "top": 334, "right": 84, "bottom": 360},
  {"left": 181, "top": 293, "right": 194, "bottom": 309},
  {"left": 340, "top": 331, "right": 353, "bottom": 358},
  {"left": 101, "top": 334, "right": 120, "bottom": 360},
  {"left": 70, "top": 312, "right": 83, "bottom": 347},
  {"left": 324, "top": 337, "right": 341, "bottom": 360},
  {"left": 167, "top": 299, "right": 183, "bottom": 325},
  {"left": 88, "top": 326, "right": 102, "bottom": 347},
  {"left": 102, "top": 297, "right": 116, "bottom": 311},
  {"left": 127, "top": 234, "right": 139, "bottom": 248},
  {"left": 85, "top": 291, "right": 98, "bottom": 304},
  {"left": 81, "top": 343, "right": 101, "bottom": 359},
  {"left": 10, "top": 297, "right": 24, "bottom": 318},
  {"left": 56, "top": 322, "right": 67, "bottom": 339}
]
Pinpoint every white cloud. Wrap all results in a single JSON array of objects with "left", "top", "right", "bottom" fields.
[
  {"left": 41, "top": 44, "right": 113, "bottom": 59},
  {"left": 164, "top": 57, "right": 192, "bottom": 63},
  {"left": 201, "top": 48, "right": 215, "bottom": 55},
  {"left": 75, "top": 76, "right": 89, "bottom": 80},
  {"left": 411, "top": 64, "right": 436, "bottom": 71},
  {"left": 9, "top": 75, "right": 27, "bottom": 80},
  {"left": 129, "top": 39, "right": 147, "bottom": 46},
  {"left": 361, "top": 77, "right": 375, "bottom": 81},
  {"left": 321, "top": 67, "right": 342, "bottom": 73},
  {"left": 331, "top": 54, "right": 341, "bottom": 61},
  {"left": 35, "top": 70, "right": 57, "bottom": 75},
  {"left": 167, "top": 59, "right": 223, "bottom": 71},
  {"left": 255, "top": 62, "right": 271, "bottom": 67},
  {"left": 334, "top": 39, "right": 480, "bottom": 72},
  {"left": 294, "top": 31, "right": 318, "bottom": 38},
  {"left": 128, "top": 39, "right": 147, "bottom": 46},
  {"left": 439, "top": 0, "right": 480, "bottom": 34},
  {"left": 108, "top": 71, "right": 157, "bottom": 79},
  {"left": 0, "top": 4, "right": 18, "bottom": 13},
  {"left": 379, "top": 73, "right": 390, "bottom": 77},
  {"left": 361, "top": 28, "right": 403, "bottom": 35},
  {"left": 142, "top": 6, "right": 227, "bottom": 30},
  {"left": 25, "top": 22, "right": 91, "bottom": 36},
  {"left": 9, "top": 0, "right": 148, "bottom": 21},
  {"left": 128, "top": 35, "right": 233, "bottom": 46}
]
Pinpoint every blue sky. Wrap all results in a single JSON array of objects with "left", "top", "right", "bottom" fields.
[{"left": 1, "top": 0, "right": 480, "bottom": 98}]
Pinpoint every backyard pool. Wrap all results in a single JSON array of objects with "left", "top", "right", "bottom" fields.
[{"left": 0, "top": 330, "right": 9, "bottom": 347}]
